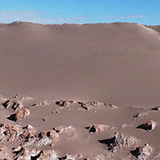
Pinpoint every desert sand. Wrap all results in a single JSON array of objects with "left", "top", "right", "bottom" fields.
[{"left": 0, "top": 22, "right": 160, "bottom": 159}]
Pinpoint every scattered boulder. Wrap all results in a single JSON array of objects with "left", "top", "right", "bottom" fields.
[
  {"left": 24, "top": 130, "right": 59, "bottom": 147},
  {"left": 13, "top": 147, "right": 30, "bottom": 160},
  {"left": 32, "top": 100, "right": 54, "bottom": 107},
  {"left": 151, "top": 106, "right": 160, "bottom": 111},
  {"left": 19, "top": 124, "right": 36, "bottom": 140},
  {"left": 0, "top": 123, "right": 37, "bottom": 142},
  {"left": 2, "top": 100, "right": 22, "bottom": 111},
  {"left": 13, "top": 147, "right": 57, "bottom": 160},
  {"left": 42, "top": 118, "right": 48, "bottom": 122},
  {"left": 133, "top": 111, "right": 149, "bottom": 119},
  {"left": 55, "top": 100, "right": 75, "bottom": 108},
  {"left": 36, "top": 149, "right": 58, "bottom": 160},
  {"left": 137, "top": 120, "right": 156, "bottom": 131},
  {"left": 51, "top": 110, "right": 60, "bottom": 114},
  {"left": 53, "top": 126, "right": 75, "bottom": 134},
  {"left": 108, "top": 104, "right": 118, "bottom": 109},
  {"left": 0, "top": 123, "right": 23, "bottom": 142},
  {"left": 86, "top": 124, "right": 109, "bottom": 133},
  {"left": 15, "top": 109, "right": 30, "bottom": 121},
  {"left": 11, "top": 94, "right": 32, "bottom": 102},
  {"left": 99, "top": 132, "right": 139, "bottom": 152},
  {"left": 131, "top": 143, "right": 152, "bottom": 160},
  {"left": 7, "top": 109, "right": 30, "bottom": 122},
  {"left": 13, "top": 146, "right": 40, "bottom": 160},
  {"left": 2, "top": 94, "right": 32, "bottom": 111},
  {"left": 78, "top": 101, "right": 107, "bottom": 110},
  {"left": 113, "top": 132, "right": 139, "bottom": 151}
]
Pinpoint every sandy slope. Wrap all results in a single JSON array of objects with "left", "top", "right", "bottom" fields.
[
  {"left": 0, "top": 22, "right": 160, "bottom": 159},
  {"left": 0, "top": 22, "right": 160, "bottom": 106}
]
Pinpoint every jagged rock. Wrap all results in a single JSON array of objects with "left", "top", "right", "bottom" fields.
[
  {"left": 2, "top": 94, "right": 32, "bottom": 111},
  {"left": 11, "top": 94, "right": 32, "bottom": 102},
  {"left": 20, "top": 125, "right": 36, "bottom": 140},
  {"left": 55, "top": 100, "right": 75, "bottom": 108},
  {"left": 0, "top": 123, "right": 23, "bottom": 142},
  {"left": 108, "top": 104, "right": 118, "bottom": 109},
  {"left": 113, "top": 133, "right": 138, "bottom": 151},
  {"left": 99, "top": 132, "right": 139, "bottom": 152},
  {"left": 36, "top": 149, "right": 58, "bottom": 160},
  {"left": 78, "top": 101, "right": 107, "bottom": 110},
  {"left": 15, "top": 109, "right": 30, "bottom": 121},
  {"left": 131, "top": 143, "right": 152, "bottom": 160},
  {"left": 7, "top": 109, "right": 30, "bottom": 122},
  {"left": 23, "top": 130, "right": 59, "bottom": 147},
  {"left": 151, "top": 106, "right": 160, "bottom": 111},
  {"left": 32, "top": 100, "right": 54, "bottom": 107},
  {"left": 13, "top": 147, "right": 30, "bottom": 160},
  {"left": 13, "top": 147, "right": 39, "bottom": 160},
  {"left": 0, "top": 123, "right": 36, "bottom": 143},
  {"left": 113, "top": 133, "right": 139, "bottom": 151},
  {"left": 53, "top": 126, "right": 75, "bottom": 134},
  {"left": 13, "top": 147, "right": 57, "bottom": 160},
  {"left": 12, "top": 146, "right": 22, "bottom": 152},
  {"left": 137, "top": 120, "right": 156, "bottom": 131},
  {"left": 2, "top": 100, "right": 23, "bottom": 111},
  {"left": 32, "top": 101, "right": 49, "bottom": 107},
  {"left": 133, "top": 111, "right": 149, "bottom": 119},
  {"left": 86, "top": 124, "right": 109, "bottom": 133}
]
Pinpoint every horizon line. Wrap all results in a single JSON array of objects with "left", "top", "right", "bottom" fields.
[{"left": 0, "top": 21, "right": 159, "bottom": 26}]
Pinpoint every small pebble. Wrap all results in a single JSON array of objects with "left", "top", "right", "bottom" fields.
[{"left": 42, "top": 118, "right": 47, "bottom": 122}]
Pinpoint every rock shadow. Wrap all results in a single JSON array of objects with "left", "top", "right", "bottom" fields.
[
  {"left": 136, "top": 124, "right": 151, "bottom": 131},
  {"left": 7, "top": 114, "right": 16, "bottom": 122},
  {"left": 98, "top": 137, "right": 116, "bottom": 152}
]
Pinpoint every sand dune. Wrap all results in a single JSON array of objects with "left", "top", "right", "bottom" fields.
[
  {"left": 0, "top": 22, "right": 160, "bottom": 106},
  {"left": 0, "top": 22, "right": 160, "bottom": 159}
]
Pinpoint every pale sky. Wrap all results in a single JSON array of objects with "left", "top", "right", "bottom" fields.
[{"left": 0, "top": 0, "right": 159, "bottom": 25}]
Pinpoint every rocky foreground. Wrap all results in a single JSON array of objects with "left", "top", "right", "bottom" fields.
[{"left": 0, "top": 94, "right": 159, "bottom": 160}]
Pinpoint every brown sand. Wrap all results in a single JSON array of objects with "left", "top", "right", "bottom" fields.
[{"left": 0, "top": 22, "right": 160, "bottom": 159}]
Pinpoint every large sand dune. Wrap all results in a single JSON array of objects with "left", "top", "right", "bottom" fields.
[
  {"left": 0, "top": 22, "right": 160, "bottom": 159},
  {"left": 0, "top": 22, "right": 160, "bottom": 106}
]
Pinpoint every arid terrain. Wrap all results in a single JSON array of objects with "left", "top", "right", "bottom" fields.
[{"left": 0, "top": 22, "right": 160, "bottom": 159}]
